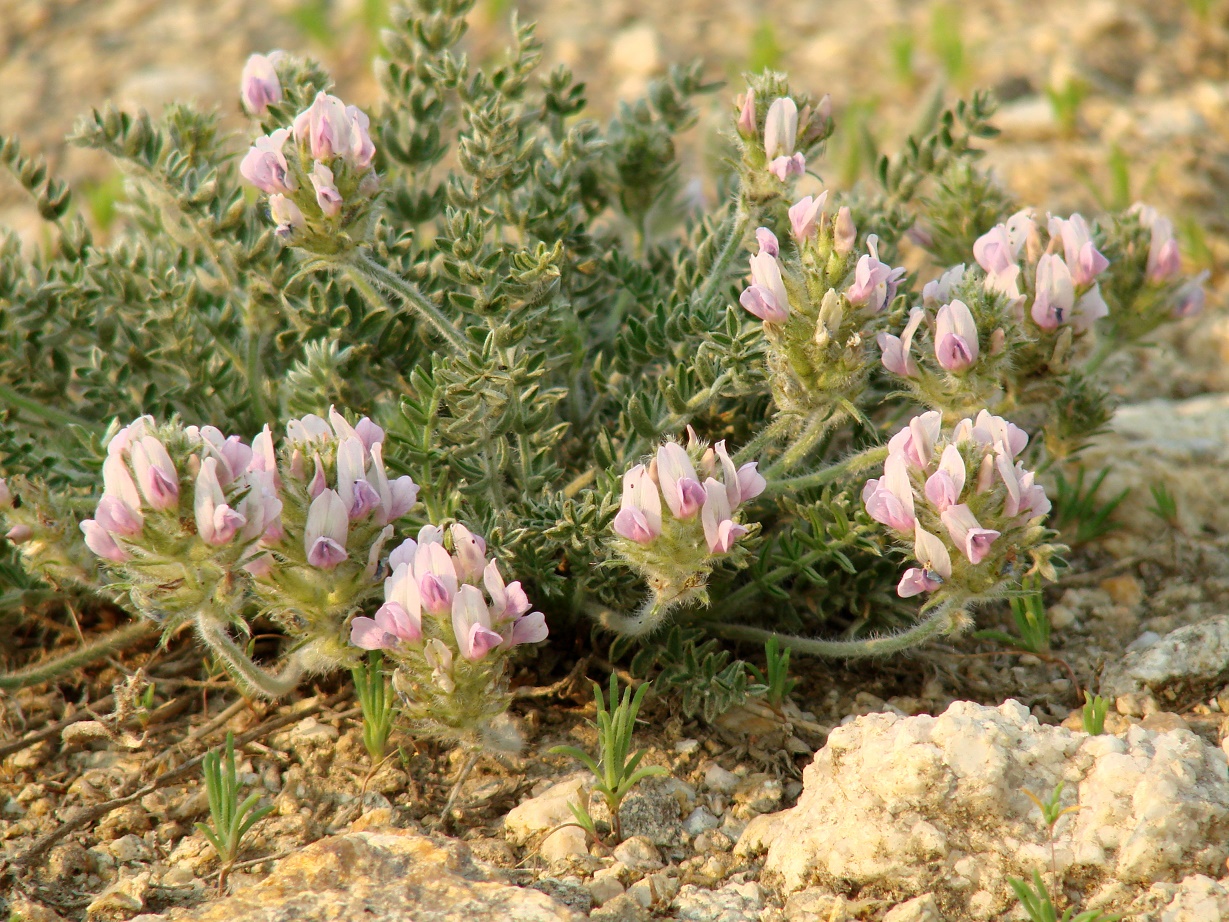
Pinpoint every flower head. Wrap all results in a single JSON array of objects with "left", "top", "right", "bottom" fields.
[{"left": 240, "top": 53, "right": 282, "bottom": 115}]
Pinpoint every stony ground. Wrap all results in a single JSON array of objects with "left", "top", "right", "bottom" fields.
[{"left": 4, "top": 1, "right": 1229, "bottom": 921}]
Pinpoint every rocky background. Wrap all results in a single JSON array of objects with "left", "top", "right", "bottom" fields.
[{"left": 4, "top": 2, "right": 1229, "bottom": 921}]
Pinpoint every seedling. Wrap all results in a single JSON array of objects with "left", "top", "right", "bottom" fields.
[
  {"left": 352, "top": 650, "right": 397, "bottom": 765},
  {"left": 1008, "top": 870, "right": 1121, "bottom": 922},
  {"left": 1024, "top": 780, "right": 1080, "bottom": 884},
  {"left": 1146, "top": 482, "right": 1180, "bottom": 531},
  {"left": 1045, "top": 78, "right": 1088, "bottom": 138},
  {"left": 196, "top": 731, "right": 274, "bottom": 890},
  {"left": 973, "top": 576, "right": 1051, "bottom": 654},
  {"left": 748, "top": 636, "right": 796, "bottom": 708},
  {"left": 550, "top": 674, "right": 668, "bottom": 842},
  {"left": 1081, "top": 691, "right": 1109, "bottom": 736},
  {"left": 1051, "top": 466, "right": 1128, "bottom": 546}
]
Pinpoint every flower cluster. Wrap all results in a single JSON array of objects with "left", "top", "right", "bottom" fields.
[
  {"left": 733, "top": 79, "right": 832, "bottom": 201},
  {"left": 613, "top": 435, "right": 765, "bottom": 612},
  {"left": 240, "top": 78, "right": 378, "bottom": 254},
  {"left": 863, "top": 410, "right": 1056, "bottom": 600},
  {"left": 350, "top": 524, "right": 547, "bottom": 739},
  {"left": 250, "top": 408, "right": 418, "bottom": 658},
  {"left": 738, "top": 196, "right": 907, "bottom": 417},
  {"left": 78, "top": 417, "right": 282, "bottom": 619},
  {"left": 973, "top": 210, "right": 1109, "bottom": 333}
]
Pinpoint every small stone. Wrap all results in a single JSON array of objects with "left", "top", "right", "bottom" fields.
[
  {"left": 531, "top": 877, "right": 592, "bottom": 914},
  {"left": 5, "top": 897, "right": 69, "bottom": 922},
  {"left": 611, "top": 836, "right": 663, "bottom": 871},
  {"left": 504, "top": 774, "right": 592, "bottom": 845},
  {"left": 160, "top": 864, "right": 196, "bottom": 888},
  {"left": 589, "top": 892, "right": 650, "bottom": 922},
  {"left": 588, "top": 874, "right": 626, "bottom": 907},
  {"left": 48, "top": 841, "right": 93, "bottom": 880},
  {"left": 883, "top": 893, "right": 944, "bottom": 922},
  {"left": 1102, "top": 617, "right": 1229, "bottom": 701},
  {"left": 673, "top": 882, "right": 762, "bottom": 922},
  {"left": 733, "top": 775, "right": 782, "bottom": 816},
  {"left": 1140, "top": 712, "right": 1192, "bottom": 734},
  {"left": 541, "top": 826, "right": 589, "bottom": 864},
  {"left": 703, "top": 763, "right": 740, "bottom": 795},
  {"left": 1101, "top": 575, "right": 1143, "bottom": 608},
  {"left": 106, "top": 834, "right": 150, "bottom": 864},
  {"left": 674, "top": 739, "right": 700, "bottom": 755},
  {"left": 86, "top": 871, "right": 150, "bottom": 920},
  {"left": 683, "top": 806, "right": 721, "bottom": 836}
]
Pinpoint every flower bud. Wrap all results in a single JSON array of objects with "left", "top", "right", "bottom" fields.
[
  {"left": 240, "top": 53, "right": 283, "bottom": 115},
  {"left": 934, "top": 299, "right": 979, "bottom": 372}
]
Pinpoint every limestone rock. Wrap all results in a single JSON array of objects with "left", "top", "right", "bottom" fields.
[
  {"left": 672, "top": 882, "right": 763, "bottom": 922},
  {"left": 1100, "top": 617, "right": 1229, "bottom": 701},
  {"left": 752, "top": 700, "right": 1229, "bottom": 918},
  {"left": 1127, "top": 874, "right": 1229, "bottom": 922},
  {"left": 503, "top": 773, "right": 592, "bottom": 845},
  {"left": 127, "top": 832, "right": 583, "bottom": 922}
]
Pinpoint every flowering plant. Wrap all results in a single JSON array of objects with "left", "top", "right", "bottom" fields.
[{"left": 0, "top": 1, "right": 1210, "bottom": 725}]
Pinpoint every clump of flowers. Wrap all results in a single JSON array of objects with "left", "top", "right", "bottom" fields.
[
  {"left": 609, "top": 434, "right": 766, "bottom": 635},
  {"left": 240, "top": 88, "right": 378, "bottom": 254},
  {"left": 79, "top": 417, "right": 282, "bottom": 621},
  {"left": 739, "top": 200, "right": 908, "bottom": 423},
  {"left": 863, "top": 409, "right": 1059, "bottom": 612},
  {"left": 349, "top": 524, "right": 547, "bottom": 743},
  {"left": 250, "top": 407, "right": 419, "bottom": 668},
  {"left": 733, "top": 78, "right": 833, "bottom": 202}
]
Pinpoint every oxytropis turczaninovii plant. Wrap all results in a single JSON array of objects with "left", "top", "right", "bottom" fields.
[{"left": 0, "top": 0, "right": 1212, "bottom": 730}]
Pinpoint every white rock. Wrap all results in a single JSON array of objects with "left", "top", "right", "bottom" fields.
[
  {"left": 1127, "top": 874, "right": 1229, "bottom": 921},
  {"left": 503, "top": 773, "right": 592, "bottom": 845},
  {"left": 882, "top": 893, "right": 943, "bottom": 922},
  {"left": 672, "top": 882, "right": 762, "bottom": 922},
  {"left": 683, "top": 806, "right": 721, "bottom": 836},
  {"left": 1101, "top": 617, "right": 1229, "bottom": 700},
  {"left": 611, "top": 836, "right": 663, "bottom": 871},
  {"left": 757, "top": 700, "right": 1229, "bottom": 917},
  {"left": 703, "top": 763, "right": 741, "bottom": 795},
  {"left": 540, "top": 826, "right": 589, "bottom": 864},
  {"left": 588, "top": 874, "right": 625, "bottom": 907}
]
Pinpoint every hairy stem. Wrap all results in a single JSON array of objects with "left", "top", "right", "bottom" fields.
[
  {"left": 695, "top": 206, "right": 750, "bottom": 308},
  {"left": 764, "top": 410, "right": 837, "bottom": 478},
  {"left": 348, "top": 251, "right": 467, "bottom": 354},
  {"left": 709, "top": 598, "right": 967, "bottom": 659},
  {"left": 593, "top": 597, "right": 668, "bottom": 638},
  {"left": 0, "top": 618, "right": 159, "bottom": 689},
  {"left": 733, "top": 416, "right": 793, "bottom": 466},
  {"left": 194, "top": 616, "right": 303, "bottom": 699},
  {"left": 764, "top": 444, "right": 890, "bottom": 497}
]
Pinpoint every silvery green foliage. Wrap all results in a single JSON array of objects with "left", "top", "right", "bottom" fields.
[{"left": 0, "top": 0, "right": 1206, "bottom": 722}]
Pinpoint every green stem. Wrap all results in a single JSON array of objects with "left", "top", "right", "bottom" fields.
[
  {"left": 733, "top": 416, "right": 793, "bottom": 465},
  {"left": 764, "top": 411, "right": 835, "bottom": 479},
  {"left": 765, "top": 444, "right": 890, "bottom": 497},
  {"left": 709, "top": 598, "right": 966, "bottom": 659},
  {"left": 194, "top": 615, "right": 304, "bottom": 700},
  {"left": 0, "top": 619, "right": 159, "bottom": 689},
  {"left": 695, "top": 207, "right": 751, "bottom": 308},
  {"left": 242, "top": 301, "right": 273, "bottom": 425},
  {"left": 0, "top": 384, "right": 91, "bottom": 429},
  {"left": 593, "top": 597, "right": 668, "bottom": 638},
  {"left": 562, "top": 469, "right": 597, "bottom": 499},
  {"left": 348, "top": 251, "right": 467, "bottom": 354}
]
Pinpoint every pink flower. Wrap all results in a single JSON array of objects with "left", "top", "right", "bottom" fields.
[
  {"left": 846, "top": 235, "right": 906, "bottom": 313},
  {"left": 293, "top": 92, "right": 352, "bottom": 162},
  {"left": 613, "top": 464, "right": 662, "bottom": 544},
  {"left": 1133, "top": 204, "right": 1182, "bottom": 282},
  {"left": 657, "top": 443, "right": 706, "bottom": 520},
  {"left": 1031, "top": 253, "right": 1075, "bottom": 330},
  {"left": 350, "top": 562, "right": 423, "bottom": 650},
  {"left": 922, "top": 265, "right": 965, "bottom": 308},
  {"left": 452, "top": 585, "right": 502, "bottom": 661},
  {"left": 736, "top": 89, "right": 757, "bottom": 138},
  {"left": 788, "top": 193, "right": 827, "bottom": 241},
  {"left": 346, "top": 105, "right": 376, "bottom": 169},
  {"left": 1173, "top": 274, "right": 1207, "bottom": 318},
  {"left": 896, "top": 525, "right": 952, "bottom": 598},
  {"left": 130, "top": 436, "right": 179, "bottom": 511},
  {"left": 414, "top": 541, "right": 458, "bottom": 614},
  {"left": 1049, "top": 214, "right": 1109, "bottom": 287},
  {"left": 878, "top": 308, "right": 924, "bottom": 378},
  {"left": 305, "top": 489, "right": 349, "bottom": 569},
  {"left": 310, "top": 162, "right": 343, "bottom": 217},
  {"left": 924, "top": 444, "right": 966, "bottom": 512},
  {"left": 451, "top": 523, "right": 488, "bottom": 584},
  {"left": 335, "top": 438, "right": 381, "bottom": 519},
  {"left": 940, "top": 503, "right": 1000, "bottom": 565},
  {"left": 367, "top": 442, "right": 418, "bottom": 525},
  {"left": 833, "top": 207, "right": 856, "bottom": 256},
  {"left": 194, "top": 457, "right": 247, "bottom": 546},
  {"left": 934, "top": 299, "right": 979, "bottom": 372},
  {"left": 701, "top": 478, "right": 748, "bottom": 554},
  {"left": 763, "top": 97, "right": 799, "bottom": 160},
  {"left": 887, "top": 411, "right": 942, "bottom": 469},
  {"left": 973, "top": 219, "right": 1028, "bottom": 299},
  {"left": 240, "top": 53, "right": 282, "bottom": 115},
  {"left": 709, "top": 440, "right": 765, "bottom": 508},
  {"left": 95, "top": 494, "right": 142, "bottom": 537},
  {"left": 269, "top": 194, "right": 304, "bottom": 240},
  {"left": 863, "top": 452, "right": 915, "bottom": 533},
  {"left": 240, "top": 130, "right": 297, "bottom": 195},
  {"left": 81, "top": 520, "right": 129, "bottom": 562},
  {"left": 768, "top": 153, "right": 806, "bottom": 181},
  {"left": 755, "top": 227, "right": 779, "bottom": 257}
]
